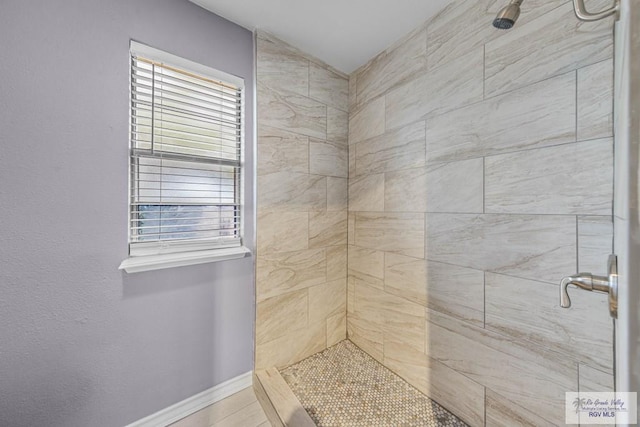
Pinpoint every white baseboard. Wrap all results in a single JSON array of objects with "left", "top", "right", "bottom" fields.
[{"left": 126, "top": 371, "right": 253, "bottom": 427}]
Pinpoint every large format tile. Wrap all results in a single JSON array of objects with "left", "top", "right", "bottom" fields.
[
  {"left": 349, "top": 96, "right": 385, "bottom": 145},
  {"left": 327, "top": 107, "right": 349, "bottom": 145},
  {"left": 485, "top": 139, "right": 613, "bottom": 215},
  {"left": 256, "top": 248, "right": 326, "bottom": 302},
  {"left": 256, "top": 290, "right": 308, "bottom": 345},
  {"left": 485, "top": 273, "right": 613, "bottom": 372},
  {"left": 255, "top": 321, "right": 326, "bottom": 370},
  {"left": 426, "top": 158, "right": 484, "bottom": 213},
  {"left": 258, "top": 172, "right": 326, "bottom": 212},
  {"left": 309, "top": 62, "right": 349, "bottom": 112},
  {"left": 383, "top": 291, "right": 426, "bottom": 351},
  {"left": 348, "top": 244, "right": 385, "bottom": 290},
  {"left": 385, "top": 48, "right": 484, "bottom": 130},
  {"left": 257, "top": 210, "right": 308, "bottom": 254},
  {"left": 356, "top": 27, "right": 427, "bottom": 106},
  {"left": 578, "top": 59, "right": 614, "bottom": 141},
  {"left": 426, "top": 72, "right": 576, "bottom": 163},
  {"left": 326, "top": 245, "right": 347, "bottom": 281},
  {"left": 309, "top": 138, "right": 348, "bottom": 178},
  {"left": 308, "top": 210, "right": 347, "bottom": 248},
  {"left": 326, "top": 177, "right": 348, "bottom": 211},
  {"left": 354, "top": 121, "right": 425, "bottom": 176},
  {"left": 485, "top": 1, "right": 613, "bottom": 97},
  {"left": 425, "top": 310, "right": 578, "bottom": 425},
  {"left": 355, "top": 212, "right": 425, "bottom": 258},
  {"left": 485, "top": 389, "right": 556, "bottom": 427},
  {"left": 426, "top": 213, "right": 576, "bottom": 283},
  {"left": 578, "top": 216, "right": 613, "bottom": 273},
  {"left": 384, "top": 167, "right": 427, "bottom": 212},
  {"left": 308, "top": 279, "right": 346, "bottom": 325},
  {"left": 258, "top": 83, "right": 327, "bottom": 139},
  {"left": 326, "top": 312, "right": 347, "bottom": 347},
  {"left": 348, "top": 173, "right": 385, "bottom": 212},
  {"left": 257, "top": 125, "right": 309, "bottom": 176},
  {"left": 257, "top": 32, "right": 309, "bottom": 96}
]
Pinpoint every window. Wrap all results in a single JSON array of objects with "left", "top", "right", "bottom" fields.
[{"left": 120, "top": 41, "right": 248, "bottom": 273}]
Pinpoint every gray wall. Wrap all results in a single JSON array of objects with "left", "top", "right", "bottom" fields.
[{"left": 0, "top": 1, "right": 255, "bottom": 426}]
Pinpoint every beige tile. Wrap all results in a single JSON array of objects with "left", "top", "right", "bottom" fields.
[
  {"left": 207, "top": 388, "right": 260, "bottom": 426},
  {"left": 257, "top": 125, "right": 309, "bottom": 176},
  {"left": 257, "top": 32, "right": 309, "bottom": 97},
  {"left": 326, "top": 312, "right": 347, "bottom": 347},
  {"left": 309, "top": 138, "right": 348, "bottom": 178},
  {"left": 485, "top": 1, "right": 613, "bottom": 97},
  {"left": 578, "top": 216, "right": 613, "bottom": 273},
  {"left": 385, "top": 48, "right": 483, "bottom": 130},
  {"left": 485, "top": 273, "right": 613, "bottom": 372},
  {"left": 258, "top": 83, "right": 327, "bottom": 140},
  {"left": 348, "top": 244, "right": 385, "bottom": 290},
  {"left": 254, "top": 369, "right": 316, "bottom": 427},
  {"left": 383, "top": 253, "right": 428, "bottom": 305},
  {"left": 326, "top": 245, "right": 347, "bottom": 281},
  {"left": 256, "top": 320, "right": 326, "bottom": 370},
  {"left": 354, "top": 121, "right": 425, "bottom": 176},
  {"left": 426, "top": 0, "right": 566, "bottom": 71},
  {"left": 383, "top": 338, "right": 485, "bottom": 427},
  {"left": 256, "top": 290, "right": 308, "bottom": 345},
  {"left": 348, "top": 173, "right": 385, "bottom": 212},
  {"left": 426, "top": 72, "right": 576, "bottom": 163},
  {"left": 258, "top": 172, "right": 326, "bottom": 212},
  {"left": 308, "top": 210, "right": 347, "bottom": 249},
  {"left": 348, "top": 315, "right": 384, "bottom": 364},
  {"left": 356, "top": 27, "right": 427, "bottom": 106},
  {"left": 309, "top": 279, "right": 346, "bottom": 325},
  {"left": 426, "top": 213, "right": 576, "bottom": 283},
  {"left": 257, "top": 211, "right": 308, "bottom": 254},
  {"left": 326, "top": 177, "right": 348, "bottom": 211},
  {"left": 348, "top": 96, "right": 385, "bottom": 145},
  {"left": 579, "top": 364, "right": 613, "bottom": 392},
  {"left": 309, "top": 62, "right": 349, "bottom": 112},
  {"left": 425, "top": 158, "right": 484, "bottom": 213},
  {"left": 347, "top": 276, "right": 355, "bottom": 315},
  {"left": 384, "top": 167, "right": 427, "bottom": 212},
  {"left": 355, "top": 212, "right": 425, "bottom": 258},
  {"left": 327, "top": 107, "right": 349, "bottom": 145},
  {"left": 347, "top": 212, "right": 355, "bottom": 245},
  {"left": 214, "top": 400, "right": 268, "bottom": 427},
  {"left": 348, "top": 144, "right": 356, "bottom": 179},
  {"left": 348, "top": 74, "right": 357, "bottom": 112},
  {"left": 425, "top": 310, "right": 578, "bottom": 425},
  {"left": 485, "top": 389, "right": 556, "bottom": 427},
  {"left": 256, "top": 249, "right": 326, "bottom": 302},
  {"left": 578, "top": 59, "right": 614, "bottom": 141},
  {"left": 350, "top": 282, "right": 387, "bottom": 362},
  {"left": 485, "top": 139, "right": 613, "bottom": 215},
  {"left": 383, "top": 291, "right": 425, "bottom": 351}
]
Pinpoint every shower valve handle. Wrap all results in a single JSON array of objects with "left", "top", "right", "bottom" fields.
[{"left": 559, "top": 255, "right": 618, "bottom": 318}]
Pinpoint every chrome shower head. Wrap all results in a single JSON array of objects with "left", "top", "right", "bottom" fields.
[{"left": 493, "top": 0, "right": 523, "bottom": 29}]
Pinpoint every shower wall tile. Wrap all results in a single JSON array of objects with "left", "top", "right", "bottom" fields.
[
  {"left": 485, "top": 139, "right": 613, "bottom": 215},
  {"left": 258, "top": 172, "right": 326, "bottom": 212},
  {"left": 355, "top": 212, "right": 425, "bottom": 258},
  {"left": 256, "top": 290, "right": 308, "bottom": 345},
  {"left": 426, "top": 72, "right": 576, "bottom": 164},
  {"left": 327, "top": 107, "right": 349, "bottom": 145},
  {"left": 348, "top": 245, "right": 385, "bottom": 290},
  {"left": 578, "top": 215, "right": 613, "bottom": 273},
  {"left": 347, "top": 212, "right": 355, "bottom": 245},
  {"left": 326, "top": 312, "right": 347, "bottom": 347},
  {"left": 485, "top": 273, "right": 613, "bottom": 372},
  {"left": 385, "top": 48, "right": 484, "bottom": 130},
  {"left": 309, "top": 62, "right": 349, "bottom": 112},
  {"left": 384, "top": 167, "right": 427, "bottom": 212},
  {"left": 579, "top": 364, "right": 614, "bottom": 392},
  {"left": 257, "top": 125, "right": 309, "bottom": 175},
  {"left": 256, "top": 320, "right": 326, "bottom": 370},
  {"left": 354, "top": 121, "right": 425, "bottom": 176},
  {"left": 383, "top": 291, "right": 426, "bottom": 352},
  {"left": 326, "top": 245, "right": 347, "bottom": 281},
  {"left": 258, "top": 83, "right": 327, "bottom": 139},
  {"left": 309, "top": 279, "right": 347, "bottom": 325},
  {"left": 485, "top": 389, "right": 556, "bottom": 427},
  {"left": 355, "top": 27, "right": 427, "bottom": 107},
  {"left": 257, "top": 211, "right": 308, "bottom": 254},
  {"left": 484, "top": 1, "right": 613, "bottom": 97},
  {"left": 578, "top": 59, "right": 614, "bottom": 141},
  {"left": 256, "top": 32, "right": 309, "bottom": 96},
  {"left": 426, "top": 213, "right": 576, "bottom": 283},
  {"left": 425, "top": 158, "right": 484, "bottom": 213},
  {"left": 347, "top": 315, "right": 384, "bottom": 363},
  {"left": 308, "top": 210, "right": 347, "bottom": 248},
  {"left": 326, "top": 177, "right": 348, "bottom": 211},
  {"left": 349, "top": 96, "right": 385, "bottom": 144},
  {"left": 256, "top": 248, "right": 326, "bottom": 302},
  {"left": 425, "top": 310, "right": 578, "bottom": 425},
  {"left": 348, "top": 74, "right": 357, "bottom": 113},
  {"left": 348, "top": 173, "right": 385, "bottom": 212},
  {"left": 309, "top": 138, "right": 348, "bottom": 178}
]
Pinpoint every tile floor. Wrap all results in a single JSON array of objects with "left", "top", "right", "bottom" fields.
[{"left": 280, "top": 340, "right": 467, "bottom": 427}]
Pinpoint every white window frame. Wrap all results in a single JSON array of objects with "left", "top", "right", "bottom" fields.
[{"left": 119, "top": 41, "right": 249, "bottom": 273}]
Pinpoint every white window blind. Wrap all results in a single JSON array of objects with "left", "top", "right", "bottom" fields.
[{"left": 129, "top": 42, "right": 244, "bottom": 257}]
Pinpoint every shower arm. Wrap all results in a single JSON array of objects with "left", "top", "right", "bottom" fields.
[{"left": 572, "top": 0, "right": 620, "bottom": 21}]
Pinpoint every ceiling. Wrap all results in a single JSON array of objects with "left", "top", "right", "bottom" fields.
[{"left": 189, "top": 0, "right": 454, "bottom": 74}]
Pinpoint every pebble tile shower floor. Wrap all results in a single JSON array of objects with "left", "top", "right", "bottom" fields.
[{"left": 279, "top": 340, "right": 468, "bottom": 427}]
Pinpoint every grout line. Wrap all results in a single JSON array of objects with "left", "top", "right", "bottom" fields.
[
  {"left": 576, "top": 215, "right": 580, "bottom": 273},
  {"left": 482, "top": 157, "right": 486, "bottom": 214},
  {"left": 483, "top": 44, "right": 486, "bottom": 100},
  {"left": 575, "top": 69, "right": 579, "bottom": 141},
  {"left": 483, "top": 271, "right": 487, "bottom": 329}
]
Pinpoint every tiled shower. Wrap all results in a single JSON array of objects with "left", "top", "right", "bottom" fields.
[{"left": 255, "top": 0, "right": 615, "bottom": 424}]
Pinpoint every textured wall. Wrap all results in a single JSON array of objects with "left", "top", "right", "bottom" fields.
[
  {"left": 347, "top": 0, "right": 615, "bottom": 425},
  {"left": 0, "top": 1, "right": 255, "bottom": 426},
  {"left": 255, "top": 32, "right": 349, "bottom": 370}
]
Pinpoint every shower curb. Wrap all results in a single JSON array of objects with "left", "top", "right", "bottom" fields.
[{"left": 253, "top": 368, "right": 316, "bottom": 427}]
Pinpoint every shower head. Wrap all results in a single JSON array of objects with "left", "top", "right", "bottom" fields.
[{"left": 493, "top": 0, "right": 523, "bottom": 29}]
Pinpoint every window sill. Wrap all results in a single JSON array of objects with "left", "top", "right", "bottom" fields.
[{"left": 119, "top": 246, "right": 251, "bottom": 273}]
